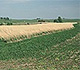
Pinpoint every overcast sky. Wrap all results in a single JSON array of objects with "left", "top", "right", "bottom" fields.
[{"left": 0, "top": 0, "right": 80, "bottom": 19}]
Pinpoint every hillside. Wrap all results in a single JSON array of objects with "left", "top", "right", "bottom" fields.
[{"left": 0, "top": 23, "right": 80, "bottom": 70}]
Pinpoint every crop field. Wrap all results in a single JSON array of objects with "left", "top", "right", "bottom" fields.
[
  {"left": 0, "top": 22, "right": 80, "bottom": 70},
  {"left": 0, "top": 19, "right": 37, "bottom": 24},
  {"left": 0, "top": 23, "right": 75, "bottom": 42},
  {"left": 0, "top": 0, "right": 80, "bottom": 69},
  {"left": 0, "top": 19, "right": 80, "bottom": 23}
]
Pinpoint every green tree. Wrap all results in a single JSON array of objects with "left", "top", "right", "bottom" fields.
[
  {"left": 0, "top": 17, "right": 3, "bottom": 19},
  {"left": 58, "top": 16, "right": 63, "bottom": 23},
  {"left": 6, "top": 17, "right": 9, "bottom": 20},
  {"left": 54, "top": 19, "right": 59, "bottom": 23}
]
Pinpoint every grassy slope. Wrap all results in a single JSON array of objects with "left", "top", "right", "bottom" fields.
[{"left": 0, "top": 23, "right": 80, "bottom": 70}]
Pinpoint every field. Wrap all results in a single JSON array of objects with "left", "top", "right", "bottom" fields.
[
  {"left": 0, "top": 19, "right": 80, "bottom": 25},
  {"left": 0, "top": 22, "right": 80, "bottom": 70},
  {"left": 0, "top": 23, "right": 75, "bottom": 42},
  {"left": 0, "top": 19, "right": 37, "bottom": 24}
]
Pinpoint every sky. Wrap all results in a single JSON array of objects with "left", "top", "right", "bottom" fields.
[{"left": 0, "top": 0, "right": 80, "bottom": 19}]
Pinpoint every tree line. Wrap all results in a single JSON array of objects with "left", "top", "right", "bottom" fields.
[
  {"left": 54, "top": 16, "right": 63, "bottom": 23},
  {"left": 37, "top": 16, "right": 63, "bottom": 23},
  {"left": 0, "top": 17, "right": 9, "bottom": 20}
]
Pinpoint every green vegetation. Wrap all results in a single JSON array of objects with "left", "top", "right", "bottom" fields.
[
  {"left": 63, "top": 19, "right": 80, "bottom": 22},
  {"left": 0, "top": 19, "right": 38, "bottom": 25},
  {"left": 54, "top": 16, "right": 63, "bottom": 23},
  {"left": 54, "top": 19, "right": 59, "bottom": 23},
  {"left": 0, "top": 23, "right": 80, "bottom": 70},
  {"left": 0, "top": 17, "right": 9, "bottom": 20},
  {"left": 37, "top": 19, "right": 45, "bottom": 22},
  {"left": 0, "top": 17, "right": 80, "bottom": 25},
  {"left": 45, "top": 19, "right": 80, "bottom": 23},
  {"left": 0, "top": 23, "right": 3, "bottom": 25},
  {"left": 57, "top": 16, "right": 63, "bottom": 23},
  {"left": 6, "top": 22, "right": 13, "bottom": 25}
]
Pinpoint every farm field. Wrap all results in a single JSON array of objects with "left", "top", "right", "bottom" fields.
[
  {"left": 0, "top": 22, "right": 80, "bottom": 70},
  {"left": 0, "top": 19, "right": 80, "bottom": 25},
  {"left": 0, "top": 0, "right": 80, "bottom": 70},
  {"left": 0, "top": 23, "right": 75, "bottom": 42}
]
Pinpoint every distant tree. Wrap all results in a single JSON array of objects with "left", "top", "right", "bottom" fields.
[
  {"left": 27, "top": 23, "right": 30, "bottom": 25},
  {"left": 7, "top": 22, "right": 13, "bottom": 25},
  {"left": 4, "top": 17, "right": 6, "bottom": 20},
  {"left": 36, "top": 18, "right": 40, "bottom": 20},
  {"left": 0, "top": 17, "right": 3, "bottom": 19},
  {"left": 58, "top": 16, "right": 63, "bottom": 23},
  {"left": 38, "top": 20, "right": 45, "bottom": 22},
  {"left": 54, "top": 19, "right": 59, "bottom": 23},
  {"left": 53, "top": 16, "right": 63, "bottom": 23},
  {"left": 0, "top": 17, "right": 9, "bottom": 20},
  {"left": 6, "top": 17, "right": 9, "bottom": 20}
]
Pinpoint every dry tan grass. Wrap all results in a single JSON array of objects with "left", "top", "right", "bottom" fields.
[{"left": 0, "top": 23, "right": 74, "bottom": 40}]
